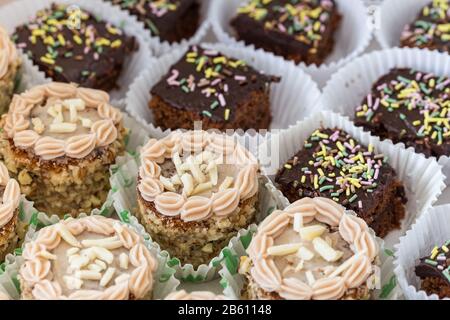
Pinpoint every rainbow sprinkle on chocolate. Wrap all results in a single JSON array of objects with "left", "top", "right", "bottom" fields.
[
  {"left": 235, "top": 0, "right": 336, "bottom": 53},
  {"left": 354, "top": 68, "right": 450, "bottom": 158},
  {"left": 416, "top": 239, "right": 450, "bottom": 285},
  {"left": 13, "top": 3, "right": 136, "bottom": 90},
  {"left": 400, "top": 0, "right": 450, "bottom": 53},
  {"left": 108, "top": 0, "right": 180, "bottom": 35}
]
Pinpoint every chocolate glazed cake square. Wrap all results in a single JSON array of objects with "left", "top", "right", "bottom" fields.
[
  {"left": 415, "top": 240, "right": 450, "bottom": 299},
  {"left": 149, "top": 45, "right": 280, "bottom": 131},
  {"left": 354, "top": 68, "right": 450, "bottom": 158},
  {"left": 107, "top": 0, "right": 200, "bottom": 43},
  {"left": 13, "top": 3, "right": 138, "bottom": 92},
  {"left": 275, "top": 128, "right": 407, "bottom": 238},
  {"left": 230, "top": 0, "right": 341, "bottom": 65},
  {"left": 400, "top": 0, "right": 450, "bottom": 54}
]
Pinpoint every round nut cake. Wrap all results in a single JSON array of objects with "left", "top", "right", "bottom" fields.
[
  {"left": 0, "top": 82, "right": 126, "bottom": 217},
  {"left": 241, "top": 197, "right": 380, "bottom": 300},
  {"left": 19, "top": 215, "right": 157, "bottom": 300},
  {"left": 136, "top": 130, "right": 260, "bottom": 267}
]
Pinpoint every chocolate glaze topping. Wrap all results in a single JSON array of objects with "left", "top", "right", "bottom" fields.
[
  {"left": 107, "top": 0, "right": 199, "bottom": 43},
  {"left": 354, "top": 68, "right": 450, "bottom": 158},
  {"left": 151, "top": 45, "right": 280, "bottom": 123},
  {"left": 13, "top": 3, "right": 137, "bottom": 90}
]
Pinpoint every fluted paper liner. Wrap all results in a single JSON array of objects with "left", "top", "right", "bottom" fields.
[
  {"left": 108, "top": 0, "right": 211, "bottom": 57},
  {"left": 0, "top": 0, "right": 153, "bottom": 100},
  {"left": 109, "top": 133, "right": 282, "bottom": 283},
  {"left": 125, "top": 42, "right": 322, "bottom": 137},
  {"left": 321, "top": 47, "right": 450, "bottom": 184},
  {"left": 208, "top": 0, "right": 373, "bottom": 87},
  {"left": 376, "top": 0, "right": 432, "bottom": 50},
  {"left": 256, "top": 110, "right": 445, "bottom": 299},
  {"left": 0, "top": 197, "right": 180, "bottom": 300},
  {"left": 394, "top": 204, "right": 450, "bottom": 300}
]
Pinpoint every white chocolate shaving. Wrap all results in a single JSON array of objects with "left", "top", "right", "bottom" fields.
[
  {"left": 299, "top": 225, "right": 326, "bottom": 241},
  {"left": 81, "top": 237, "right": 123, "bottom": 250},
  {"left": 181, "top": 173, "right": 194, "bottom": 196},
  {"left": 267, "top": 244, "right": 302, "bottom": 256},
  {"left": 80, "top": 117, "right": 92, "bottom": 128},
  {"left": 312, "top": 237, "right": 344, "bottom": 262},
  {"left": 63, "top": 98, "right": 86, "bottom": 111},
  {"left": 119, "top": 253, "right": 129, "bottom": 270},
  {"left": 49, "top": 123, "right": 77, "bottom": 133},
  {"left": 160, "top": 176, "right": 176, "bottom": 192},
  {"left": 100, "top": 267, "right": 115, "bottom": 287},
  {"left": 297, "top": 247, "right": 314, "bottom": 261},
  {"left": 75, "top": 270, "right": 102, "bottom": 281}
]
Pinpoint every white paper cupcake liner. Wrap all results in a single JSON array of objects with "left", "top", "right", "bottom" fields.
[
  {"left": 209, "top": 0, "right": 373, "bottom": 87},
  {"left": 0, "top": 198, "right": 180, "bottom": 300},
  {"left": 257, "top": 110, "right": 445, "bottom": 299},
  {"left": 125, "top": 42, "right": 322, "bottom": 136},
  {"left": 108, "top": 0, "right": 211, "bottom": 57},
  {"left": 376, "top": 0, "right": 431, "bottom": 50},
  {"left": 321, "top": 47, "right": 450, "bottom": 184},
  {"left": 109, "top": 135, "right": 282, "bottom": 283},
  {"left": 0, "top": 0, "right": 153, "bottom": 100},
  {"left": 394, "top": 204, "right": 450, "bottom": 300}
]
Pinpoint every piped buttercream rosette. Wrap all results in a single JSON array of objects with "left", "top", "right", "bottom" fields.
[
  {"left": 19, "top": 215, "right": 157, "bottom": 300},
  {"left": 0, "top": 26, "right": 18, "bottom": 80},
  {"left": 137, "top": 130, "right": 259, "bottom": 222},
  {"left": 3, "top": 82, "right": 123, "bottom": 160},
  {"left": 246, "top": 197, "right": 379, "bottom": 300},
  {"left": 0, "top": 161, "right": 20, "bottom": 229}
]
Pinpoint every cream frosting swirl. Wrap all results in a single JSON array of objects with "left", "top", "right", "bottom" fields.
[
  {"left": 0, "top": 26, "right": 18, "bottom": 79},
  {"left": 4, "top": 82, "right": 123, "bottom": 160},
  {"left": 247, "top": 197, "right": 379, "bottom": 300},
  {"left": 19, "top": 216, "right": 157, "bottom": 300},
  {"left": 138, "top": 131, "right": 259, "bottom": 222},
  {"left": 0, "top": 161, "right": 21, "bottom": 229}
]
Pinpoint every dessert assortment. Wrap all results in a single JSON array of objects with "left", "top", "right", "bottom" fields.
[{"left": 0, "top": 0, "right": 447, "bottom": 301}]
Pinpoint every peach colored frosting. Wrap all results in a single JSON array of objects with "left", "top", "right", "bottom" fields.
[
  {"left": 165, "top": 290, "right": 227, "bottom": 300},
  {"left": 4, "top": 82, "right": 123, "bottom": 160},
  {"left": 138, "top": 131, "right": 259, "bottom": 222},
  {"left": 247, "top": 197, "right": 379, "bottom": 300},
  {"left": 0, "top": 161, "right": 20, "bottom": 229},
  {"left": 0, "top": 26, "right": 18, "bottom": 79},
  {"left": 19, "top": 216, "right": 157, "bottom": 300}
]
